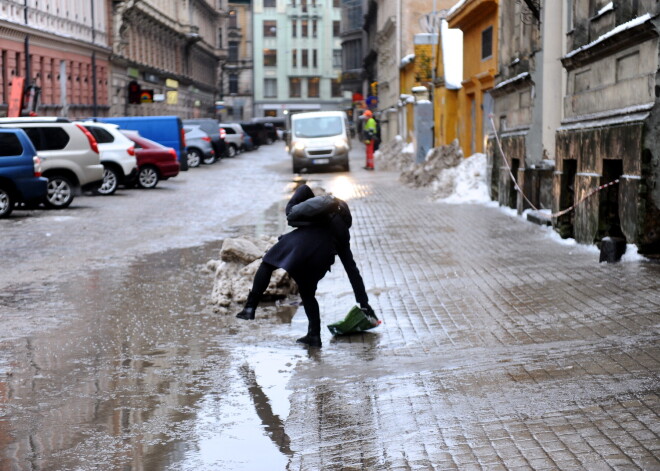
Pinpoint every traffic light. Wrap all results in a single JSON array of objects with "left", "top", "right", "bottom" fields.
[
  {"left": 128, "top": 80, "right": 141, "bottom": 104},
  {"left": 140, "top": 89, "right": 154, "bottom": 103}
]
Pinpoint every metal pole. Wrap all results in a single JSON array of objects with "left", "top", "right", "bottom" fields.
[
  {"left": 91, "top": 0, "right": 98, "bottom": 116},
  {"left": 24, "top": 0, "right": 30, "bottom": 90}
]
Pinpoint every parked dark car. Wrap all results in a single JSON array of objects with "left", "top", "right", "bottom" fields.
[
  {"left": 242, "top": 133, "right": 256, "bottom": 151},
  {"left": 240, "top": 122, "right": 269, "bottom": 147},
  {"left": 183, "top": 118, "right": 227, "bottom": 159},
  {"left": 120, "top": 130, "right": 180, "bottom": 189},
  {"left": 251, "top": 117, "right": 286, "bottom": 143},
  {"left": 183, "top": 125, "right": 216, "bottom": 167},
  {"left": 0, "top": 128, "right": 48, "bottom": 218}
]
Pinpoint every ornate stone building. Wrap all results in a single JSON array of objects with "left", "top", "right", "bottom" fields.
[
  {"left": 110, "top": 0, "right": 227, "bottom": 118},
  {"left": 220, "top": 0, "right": 253, "bottom": 122},
  {"left": 554, "top": 1, "right": 659, "bottom": 254},
  {"left": 0, "top": 0, "right": 111, "bottom": 118}
]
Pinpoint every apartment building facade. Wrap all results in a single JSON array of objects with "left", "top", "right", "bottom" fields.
[
  {"left": 252, "top": 0, "right": 343, "bottom": 118},
  {"left": 0, "top": 0, "right": 111, "bottom": 118},
  {"left": 110, "top": 0, "right": 226, "bottom": 118},
  {"left": 221, "top": 0, "right": 254, "bottom": 122}
]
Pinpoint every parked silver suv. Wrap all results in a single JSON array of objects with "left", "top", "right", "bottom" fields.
[
  {"left": 0, "top": 117, "right": 104, "bottom": 208},
  {"left": 219, "top": 123, "right": 245, "bottom": 158}
]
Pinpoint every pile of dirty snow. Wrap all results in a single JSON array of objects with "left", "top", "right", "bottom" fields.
[
  {"left": 432, "top": 153, "right": 490, "bottom": 203},
  {"left": 374, "top": 136, "right": 414, "bottom": 171},
  {"left": 206, "top": 236, "right": 298, "bottom": 313},
  {"left": 399, "top": 139, "right": 464, "bottom": 188}
]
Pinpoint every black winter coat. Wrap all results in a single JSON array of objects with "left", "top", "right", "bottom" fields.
[{"left": 262, "top": 185, "right": 369, "bottom": 305}]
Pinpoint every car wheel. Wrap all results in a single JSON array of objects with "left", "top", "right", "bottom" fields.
[
  {"left": 343, "top": 161, "right": 350, "bottom": 172},
  {"left": 202, "top": 153, "right": 216, "bottom": 165},
  {"left": 0, "top": 186, "right": 14, "bottom": 218},
  {"left": 227, "top": 145, "right": 237, "bottom": 158},
  {"left": 43, "top": 175, "right": 74, "bottom": 209},
  {"left": 137, "top": 166, "right": 159, "bottom": 189},
  {"left": 94, "top": 165, "right": 119, "bottom": 195},
  {"left": 293, "top": 163, "right": 301, "bottom": 174},
  {"left": 187, "top": 149, "right": 201, "bottom": 168}
]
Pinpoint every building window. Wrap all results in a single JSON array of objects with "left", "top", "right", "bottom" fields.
[
  {"left": 308, "top": 77, "right": 319, "bottom": 97},
  {"left": 264, "top": 48, "right": 277, "bottom": 66},
  {"left": 264, "top": 20, "right": 277, "bottom": 37},
  {"left": 333, "top": 21, "right": 340, "bottom": 37},
  {"left": 264, "top": 78, "right": 277, "bottom": 97},
  {"left": 333, "top": 49, "right": 342, "bottom": 67},
  {"left": 301, "top": 0, "right": 307, "bottom": 12},
  {"left": 228, "top": 41, "right": 239, "bottom": 62},
  {"left": 482, "top": 26, "right": 493, "bottom": 60},
  {"left": 292, "top": 19, "right": 297, "bottom": 37},
  {"left": 331, "top": 78, "right": 341, "bottom": 97},
  {"left": 333, "top": 0, "right": 339, "bottom": 7},
  {"left": 292, "top": 49, "right": 297, "bottom": 67},
  {"left": 312, "top": 20, "right": 317, "bottom": 37},
  {"left": 218, "top": 28, "right": 223, "bottom": 48},
  {"left": 289, "top": 77, "right": 301, "bottom": 97},
  {"left": 228, "top": 10, "right": 237, "bottom": 28},
  {"left": 264, "top": 0, "right": 276, "bottom": 7},
  {"left": 301, "top": 20, "right": 308, "bottom": 37},
  {"left": 302, "top": 49, "right": 308, "bottom": 67},
  {"left": 229, "top": 74, "right": 238, "bottom": 94},
  {"left": 313, "top": 49, "right": 317, "bottom": 68}
]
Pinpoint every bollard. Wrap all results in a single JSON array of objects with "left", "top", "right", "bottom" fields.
[{"left": 599, "top": 236, "right": 627, "bottom": 263}]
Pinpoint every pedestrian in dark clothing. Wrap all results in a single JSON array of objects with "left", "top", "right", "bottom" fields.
[{"left": 236, "top": 184, "right": 377, "bottom": 347}]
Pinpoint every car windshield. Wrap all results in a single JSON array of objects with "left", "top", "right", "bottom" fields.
[{"left": 293, "top": 116, "right": 342, "bottom": 138}]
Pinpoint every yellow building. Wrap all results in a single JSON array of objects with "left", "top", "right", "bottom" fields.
[{"left": 448, "top": 0, "right": 498, "bottom": 157}]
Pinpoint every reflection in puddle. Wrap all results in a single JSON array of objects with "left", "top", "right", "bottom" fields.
[
  {"left": 172, "top": 349, "right": 296, "bottom": 470},
  {"left": 240, "top": 363, "right": 292, "bottom": 456}
]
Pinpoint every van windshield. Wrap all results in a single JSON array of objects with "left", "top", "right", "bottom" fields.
[{"left": 293, "top": 116, "right": 343, "bottom": 138}]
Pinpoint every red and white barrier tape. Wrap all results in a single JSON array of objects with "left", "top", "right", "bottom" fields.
[{"left": 488, "top": 114, "right": 620, "bottom": 219}]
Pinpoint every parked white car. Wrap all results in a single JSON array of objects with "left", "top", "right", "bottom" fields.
[
  {"left": 76, "top": 121, "right": 138, "bottom": 195},
  {"left": 0, "top": 117, "right": 104, "bottom": 208}
]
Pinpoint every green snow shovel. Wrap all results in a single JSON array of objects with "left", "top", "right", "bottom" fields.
[{"left": 327, "top": 305, "right": 381, "bottom": 336}]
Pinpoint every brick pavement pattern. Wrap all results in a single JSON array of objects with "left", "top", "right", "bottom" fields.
[{"left": 281, "top": 168, "right": 660, "bottom": 470}]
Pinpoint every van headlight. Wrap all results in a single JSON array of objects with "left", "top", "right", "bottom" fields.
[
  {"left": 292, "top": 141, "right": 306, "bottom": 156},
  {"left": 334, "top": 139, "right": 348, "bottom": 151}
]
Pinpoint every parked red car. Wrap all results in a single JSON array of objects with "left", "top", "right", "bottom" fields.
[{"left": 121, "top": 130, "right": 180, "bottom": 189}]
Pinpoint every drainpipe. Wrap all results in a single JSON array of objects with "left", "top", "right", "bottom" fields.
[
  {"left": 23, "top": 0, "right": 30, "bottom": 95},
  {"left": 91, "top": 0, "right": 98, "bottom": 117}
]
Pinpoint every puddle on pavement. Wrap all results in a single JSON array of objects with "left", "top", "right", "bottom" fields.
[{"left": 0, "top": 217, "right": 308, "bottom": 470}]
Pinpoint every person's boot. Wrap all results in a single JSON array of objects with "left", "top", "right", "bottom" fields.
[
  {"left": 296, "top": 321, "right": 322, "bottom": 347},
  {"left": 236, "top": 291, "right": 259, "bottom": 320}
]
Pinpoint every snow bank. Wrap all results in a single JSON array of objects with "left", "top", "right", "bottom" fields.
[
  {"left": 207, "top": 236, "right": 298, "bottom": 313},
  {"left": 400, "top": 139, "right": 464, "bottom": 188},
  {"left": 620, "top": 244, "right": 649, "bottom": 263},
  {"left": 434, "top": 153, "right": 490, "bottom": 203}
]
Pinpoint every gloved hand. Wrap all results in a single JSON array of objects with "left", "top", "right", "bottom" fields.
[{"left": 360, "top": 303, "right": 378, "bottom": 321}]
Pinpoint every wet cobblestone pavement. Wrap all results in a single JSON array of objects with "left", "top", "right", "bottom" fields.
[
  {"left": 279, "top": 170, "right": 660, "bottom": 470},
  {"left": 0, "top": 143, "right": 659, "bottom": 470}
]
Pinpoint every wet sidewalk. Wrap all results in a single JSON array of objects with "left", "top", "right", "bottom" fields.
[
  {"left": 272, "top": 166, "right": 660, "bottom": 470},
  {"left": 1, "top": 146, "right": 658, "bottom": 470}
]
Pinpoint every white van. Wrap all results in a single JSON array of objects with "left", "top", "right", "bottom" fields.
[{"left": 289, "top": 111, "right": 351, "bottom": 173}]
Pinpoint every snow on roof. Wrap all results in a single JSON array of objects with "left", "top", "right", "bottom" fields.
[
  {"left": 441, "top": 19, "right": 463, "bottom": 89},
  {"left": 447, "top": 0, "right": 467, "bottom": 17},
  {"left": 400, "top": 54, "right": 415, "bottom": 68},
  {"left": 412, "top": 86, "right": 428, "bottom": 93},
  {"left": 493, "top": 72, "right": 530, "bottom": 91},
  {"left": 596, "top": 2, "right": 613, "bottom": 17},
  {"left": 564, "top": 13, "right": 651, "bottom": 59}
]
